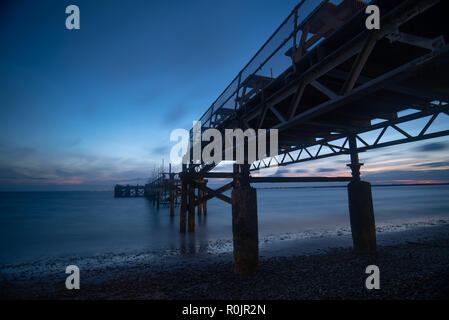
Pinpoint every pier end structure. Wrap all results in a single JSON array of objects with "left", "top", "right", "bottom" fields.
[{"left": 113, "top": 184, "right": 145, "bottom": 197}]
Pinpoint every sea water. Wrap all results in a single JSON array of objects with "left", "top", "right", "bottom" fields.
[{"left": 1, "top": 185, "right": 449, "bottom": 265}]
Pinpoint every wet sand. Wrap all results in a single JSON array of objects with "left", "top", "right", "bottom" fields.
[{"left": 1, "top": 223, "right": 449, "bottom": 300}]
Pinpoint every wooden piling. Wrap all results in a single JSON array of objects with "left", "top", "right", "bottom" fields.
[
  {"left": 188, "top": 183, "right": 195, "bottom": 232},
  {"left": 170, "top": 187, "right": 175, "bottom": 216},
  {"left": 197, "top": 187, "right": 202, "bottom": 216},
  {"left": 202, "top": 180, "right": 208, "bottom": 215},
  {"left": 180, "top": 180, "right": 187, "bottom": 233},
  {"left": 203, "top": 196, "right": 207, "bottom": 215},
  {"left": 169, "top": 173, "right": 175, "bottom": 217}
]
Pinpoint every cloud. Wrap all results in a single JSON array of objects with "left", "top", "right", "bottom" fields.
[
  {"left": 151, "top": 145, "right": 171, "bottom": 155},
  {"left": 0, "top": 143, "right": 35, "bottom": 160},
  {"left": 0, "top": 163, "right": 155, "bottom": 191},
  {"left": 415, "top": 142, "right": 449, "bottom": 152},
  {"left": 414, "top": 161, "right": 449, "bottom": 168},
  {"left": 364, "top": 169, "right": 449, "bottom": 183},
  {"left": 163, "top": 103, "right": 191, "bottom": 125},
  {"left": 0, "top": 145, "right": 159, "bottom": 191},
  {"left": 135, "top": 85, "right": 169, "bottom": 108},
  {"left": 277, "top": 168, "right": 308, "bottom": 175},
  {"left": 0, "top": 167, "right": 48, "bottom": 180},
  {"left": 317, "top": 168, "right": 337, "bottom": 172}
]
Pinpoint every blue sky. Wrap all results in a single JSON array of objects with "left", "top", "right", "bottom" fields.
[{"left": 1, "top": 0, "right": 449, "bottom": 191}]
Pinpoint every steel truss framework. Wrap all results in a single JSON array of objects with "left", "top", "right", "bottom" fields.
[
  {"left": 250, "top": 102, "right": 449, "bottom": 171},
  {"left": 183, "top": 0, "right": 449, "bottom": 177}
]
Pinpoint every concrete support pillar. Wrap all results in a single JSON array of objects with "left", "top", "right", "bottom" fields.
[
  {"left": 232, "top": 164, "right": 259, "bottom": 275},
  {"left": 348, "top": 180, "right": 376, "bottom": 254},
  {"left": 180, "top": 181, "right": 187, "bottom": 233},
  {"left": 188, "top": 183, "right": 195, "bottom": 232},
  {"left": 347, "top": 134, "right": 376, "bottom": 254}
]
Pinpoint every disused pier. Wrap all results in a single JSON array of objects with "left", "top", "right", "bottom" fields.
[
  {"left": 114, "top": 164, "right": 186, "bottom": 216},
  {"left": 178, "top": 0, "right": 449, "bottom": 275},
  {"left": 120, "top": 0, "right": 449, "bottom": 275},
  {"left": 114, "top": 184, "right": 146, "bottom": 197}
]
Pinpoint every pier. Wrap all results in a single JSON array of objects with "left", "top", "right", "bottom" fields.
[
  {"left": 114, "top": 164, "right": 183, "bottom": 215},
  {"left": 119, "top": 0, "right": 449, "bottom": 275},
  {"left": 114, "top": 185, "right": 146, "bottom": 197}
]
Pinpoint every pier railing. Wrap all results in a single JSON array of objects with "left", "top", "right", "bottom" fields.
[{"left": 197, "top": 0, "right": 367, "bottom": 130}]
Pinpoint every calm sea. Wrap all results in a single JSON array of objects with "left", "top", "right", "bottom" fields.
[{"left": 1, "top": 185, "right": 449, "bottom": 265}]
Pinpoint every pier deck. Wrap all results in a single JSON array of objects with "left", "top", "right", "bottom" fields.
[{"left": 122, "top": 0, "right": 449, "bottom": 275}]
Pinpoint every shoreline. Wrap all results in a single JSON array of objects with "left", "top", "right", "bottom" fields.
[
  {"left": 1, "top": 216, "right": 448, "bottom": 270},
  {"left": 1, "top": 222, "right": 449, "bottom": 299}
]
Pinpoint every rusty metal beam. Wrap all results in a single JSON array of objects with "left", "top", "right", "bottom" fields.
[
  {"left": 250, "top": 176, "right": 352, "bottom": 183},
  {"left": 341, "top": 34, "right": 378, "bottom": 95},
  {"left": 287, "top": 82, "right": 306, "bottom": 120},
  {"left": 194, "top": 181, "right": 233, "bottom": 205}
]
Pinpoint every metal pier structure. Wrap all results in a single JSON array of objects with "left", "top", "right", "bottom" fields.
[
  {"left": 114, "top": 164, "right": 182, "bottom": 214},
  {"left": 114, "top": 184, "right": 146, "bottom": 197},
  {"left": 135, "top": 0, "right": 448, "bottom": 275}
]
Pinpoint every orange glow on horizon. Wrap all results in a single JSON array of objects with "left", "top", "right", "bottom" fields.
[{"left": 374, "top": 179, "right": 449, "bottom": 185}]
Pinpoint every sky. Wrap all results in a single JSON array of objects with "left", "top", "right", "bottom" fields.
[{"left": 0, "top": 0, "right": 448, "bottom": 191}]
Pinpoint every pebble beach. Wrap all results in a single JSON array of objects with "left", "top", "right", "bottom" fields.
[{"left": 2, "top": 223, "right": 448, "bottom": 300}]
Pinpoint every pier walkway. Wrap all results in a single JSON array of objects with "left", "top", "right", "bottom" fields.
[{"left": 124, "top": 0, "right": 449, "bottom": 275}]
